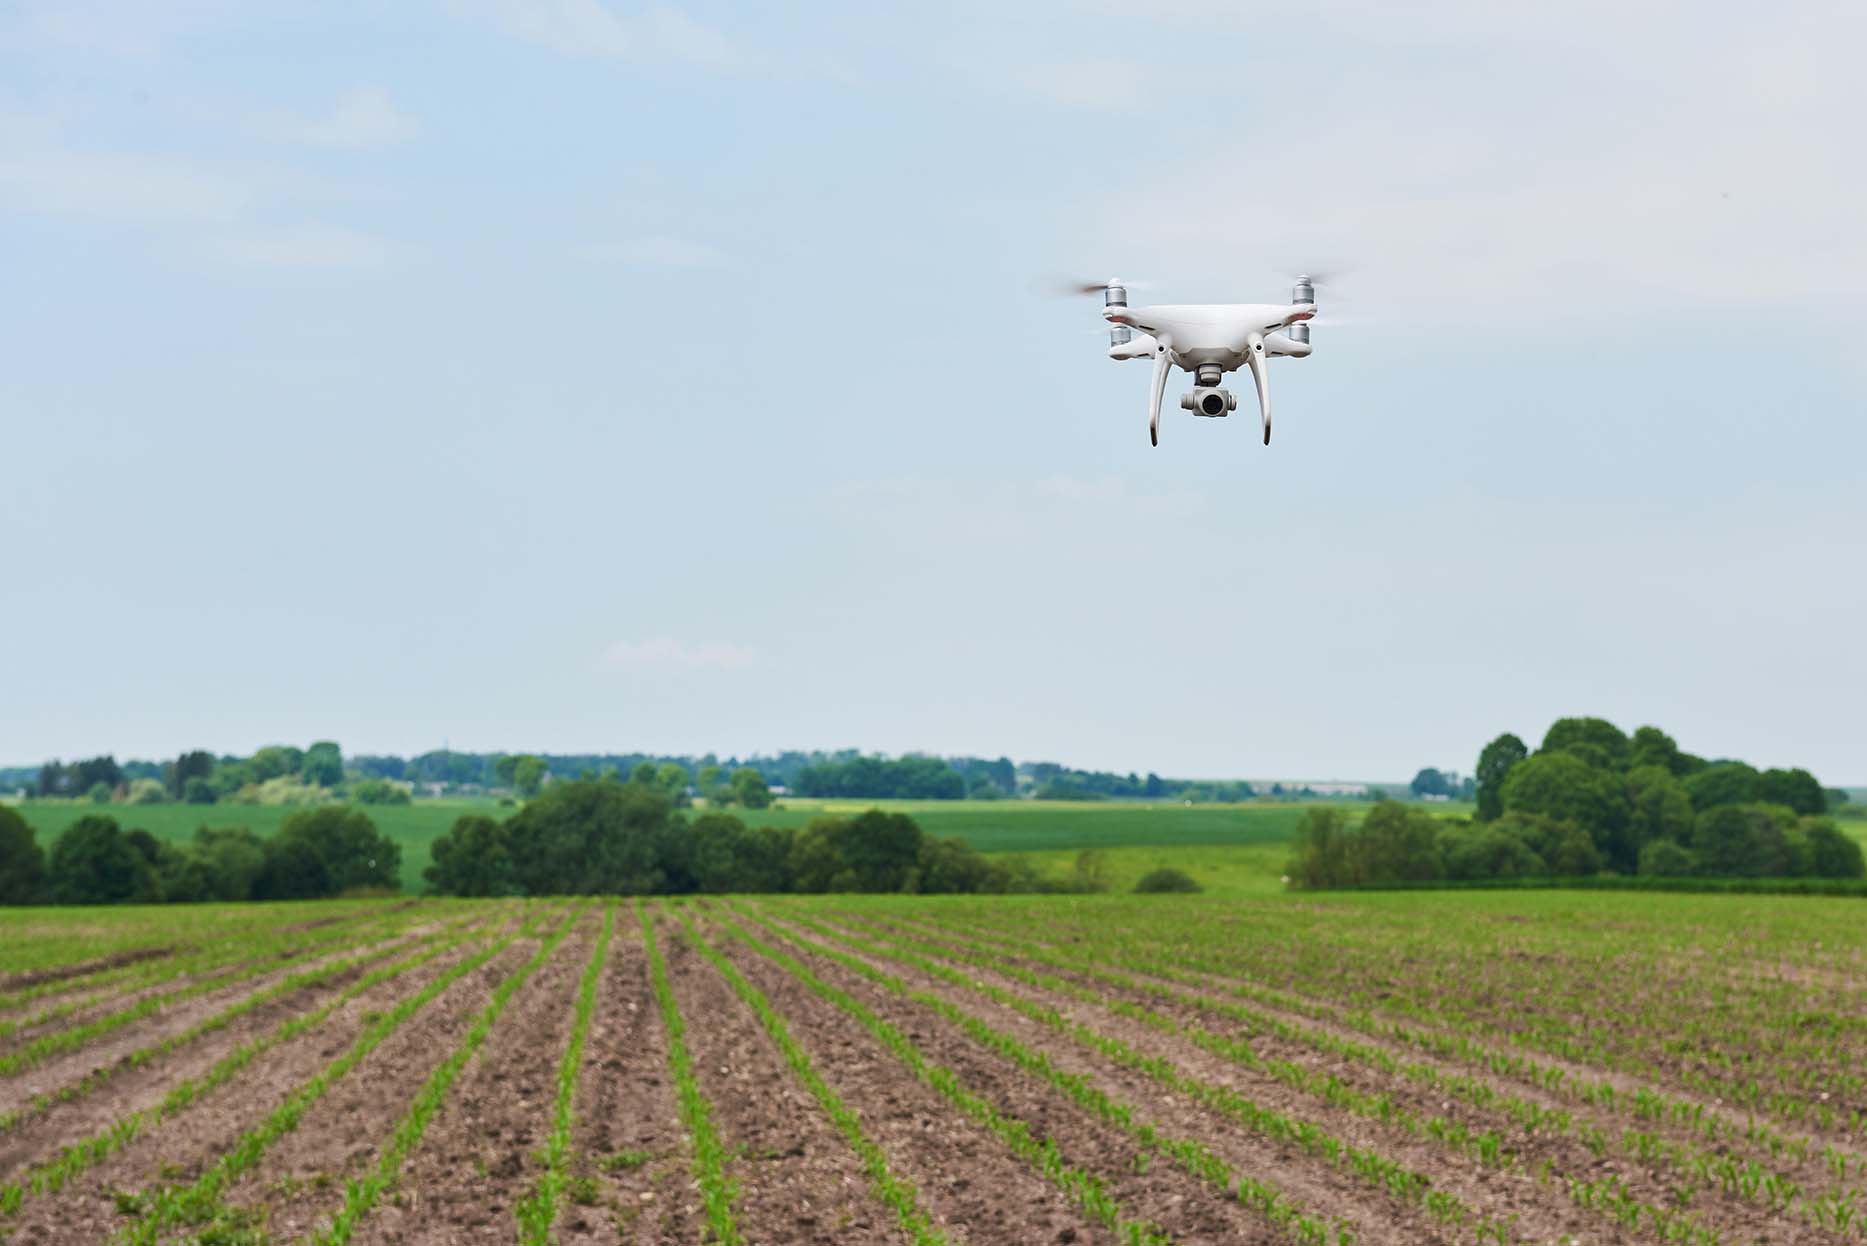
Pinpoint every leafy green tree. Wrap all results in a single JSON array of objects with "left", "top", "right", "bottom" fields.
[
  {"left": 1541, "top": 718, "right": 1629, "bottom": 769},
  {"left": 1288, "top": 807, "right": 1354, "bottom": 887},
  {"left": 252, "top": 835, "right": 333, "bottom": 901},
  {"left": 352, "top": 778, "right": 412, "bottom": 805},
  {"left": 165, "top": 750, "right": 215, "bottom": 798},
  {"left": 655, "top": 763, "right": 690, "bottom": 807},
  {"left": 1691, "top": 804, "right": 1789, "bottom": 877},
  {"left": 505, "top": 777, "right": 673, "bottom": 894},
  {"left": 301, "top": 741, "right": 344, "bottom": 788},
  {"left": 86, "top": 782, "right": 113, "bottom": 805},
  {"left": 1638, "top": 839, "right": 1696, "bottom": 877},
  {"left": 1474, "top": 733, "right": 1527, "bottom": 822},
  {"left": 492, "top": 755, "right": 519, "bottom": 788},
  {"left": 1354, "top": 802, "right": 1444, "bottom": 882},
  {"left": 839, "top": 809, "right": 924, "bottom": 891},
  {"left": 1500, "top": 752, "right": 1632, "bottom": 868},
  {"left": 1803, "top": 820, "right": 1866, "bottom": 879},
  {"left": 264, "top": 806, "right": 401, "bottom": 895},
  {"left": 0, "top": 807, "right": 46, "bottom": 904},
  {"left": 127, "top": 778, "right": 168, "bottom": 805},
  {"left": 47, "top": 816, "right": 151, "bottom": 904},
  {"left": 1627, "top": 726, "right": 1684, "bottom": 775},
  {"left": 1824, "top": 788, "right": 1851, "bottom": 809},
  {"left": 1623, "top": 765, "right": 1694, "bottom": 850},
  {"left": 512, "top": 755, "right": 547, "bottom": 798},
  {"left": 729, "top": 767, "right": 772, "bottom": 810},
  {"left": 913, "top": 836, "right": 1000, "bottom": 894},
  {"left": 1436, "top": 824, "right": 1546, "bottom": 880},
  {"left": 1409, "top": 768, "right": 1450, "bottom": 799},
  {"left": 249, "top": 746, "right": 302, "bottom": 782},
  {"left": 189, "top": 827, "right": 268, "bottom": 900},
  {"left": 425, "top": 815, "right": 517, "bottom": 896},
  {"left": 1683, "top": 761, "right": 1761, "bottom": 810},
  {"left": 1757, "top": 767, "right": 1826, "bottom": 816},
  {"left": 183, "top": 776, "right": 217, "bottom": 805}
]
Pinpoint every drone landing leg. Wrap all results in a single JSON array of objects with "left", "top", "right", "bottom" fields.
[{"left": 1147, "top": 347, "right": 1172, "bottom": 447}]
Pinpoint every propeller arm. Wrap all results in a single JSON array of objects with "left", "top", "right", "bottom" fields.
[
  {"left": 1147, "top": 343, "right": 1173, "bottom": 446},
  {"left": 1245, "top": 332, "right": 1272, "bottom": 444}
]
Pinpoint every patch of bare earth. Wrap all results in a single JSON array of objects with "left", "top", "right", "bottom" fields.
[
  {"left": 0, "top": 925, "right": 518, "bottom": 1246},
  {"left": 734, "top": 911, "right": 1310, "bottom": 1246},
  {"left": 347, "top": 914, "right": 596, "bottom": 1245},
  {"left": 211, "top": 932, "right": 547, "bottom": 1241},
  {"left": 559, "top": 922, "right": 705, "bottom": 1246},
  {"left": 699, "top": 913, "right": 1121, "bottom": 1246},
  {"left": 660, "top": 914, "right": 911, "bottom": 1246}
]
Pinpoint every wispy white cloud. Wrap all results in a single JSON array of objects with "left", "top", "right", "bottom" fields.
[
  {"left": 599, "top": 636, "right": 757, "bottom": 671},
  {"left": 0, "top": 142, "right": 249, "bottom": 224},
  {"left": 581, "top": 234, "right": 726, "bottom": 268},
  {"left": 263, "top": 86, "right": 422, "bottom": 152},
  {"left": 450, "top": 0, "right": 739, "bottom": 68}
]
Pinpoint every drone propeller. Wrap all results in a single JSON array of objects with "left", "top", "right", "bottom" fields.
[{"left": 1047, "top": 276, "right": 1155, "bottom": 297}]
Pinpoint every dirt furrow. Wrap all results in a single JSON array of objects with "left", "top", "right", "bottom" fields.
[
  {"left": 0, "top": 924, "right": 517, "bottom": 1245},
  {"left": 560, "top": 920, "right": 705, "bottom": 1246},
  {"left": 346, "top": 913, "right": 596, "bottom": 1245},
  {"left": 822, "top": 912, "right": 1827, "bottom": 1246},
  {"left": 698, "top": 912, "right": 1126, "bottom": 1246},
  {"left": 736, "top": 910, "right": 1350, "bottom": 1246},
  {"left": 911, "top": 912, "right": 1867, "bottom": 1169},
  {"left": 0, "top": 927, "right": 429, "bottom": 1119},
  {"left": 211, "top": 931, "right": 549, "bottom": 1240},
  {"left": 861, "top": 911, "right": 1861, "bottom": 1225},
  {"left": 662, "top": 912, "right": 911, "bottom": 1246}
]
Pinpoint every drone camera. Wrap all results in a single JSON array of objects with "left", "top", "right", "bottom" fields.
[{"left": 1180, "top": 387, "right": 1237, "bottom": 417}]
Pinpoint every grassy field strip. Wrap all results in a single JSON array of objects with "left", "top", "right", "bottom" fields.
[
  {"left": 913, "top": 910, "right": 1867, "bottom": 1210},
  {"left": 0, "top": 903, "right": 523, "bottom": 1219},
  {"left": 750, "top": 904, "right": 1507, "bottom": 1246},
  {"left": 0, "top": 904, "right": 443, "bottom": 1078},
  {"left": 639, "top": 900, "right": 743, "bottom": 1246},
  {"left": 307, "top": 905, "right": 594, "bottom": 1245},
  {"left": 931, "top": 909, "right": 1867, "bottom": 1171},
  {"left": 837, "top": 912, "right": 1756, "bottom": 1246},
  {"left": 106, "top": 902, "right": 563, "bottom": 1245},
  {"left": 0, "top": 907, "right": 416, "bottom": 1039},
  {"left": 0, "top": 903, "right": 364, "bottom": 987},
  {"left": 706, "top": 907, "right": 1180, "bottom": 1246},
  {"left": 0, "top": 901, "right": 420, "bottom": 1017},
  {"left": 0, "top": 908, "right": 489, "bottom": 1135},
  {"left": 676, "top": 912, "right": 949, "bottom": 1246},
  {"left": 514, "top": 902, "right": 617, "bottom": 1245},
  {"left": 885, "top": 911, "right": 1867, "bottom": 1236},
  {"left": 1033, "top": 908, "right": 1859, "bottom": 1139}
]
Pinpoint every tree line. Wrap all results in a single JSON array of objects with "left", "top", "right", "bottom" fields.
[
  {"left": 0, "top": 804, "right": 401, "bottom": 905},
  {"left": 423, "top": 773, "right": 1093, "bottom": 897},
  {"left": 1290, "top": 717, "right": 1861, "bottom": 887}
]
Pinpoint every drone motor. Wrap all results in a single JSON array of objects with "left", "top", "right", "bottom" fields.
[
  {"left": 1289, "top": 275, "right": 1314, "bottom": 346},
  {"left": 1104, "top": 280, "right": 1132, "bottom": 349}
]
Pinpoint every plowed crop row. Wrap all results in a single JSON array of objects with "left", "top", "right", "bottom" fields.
[{"left": 1, "top": 889, "right": 1858, "bottom": 1245}]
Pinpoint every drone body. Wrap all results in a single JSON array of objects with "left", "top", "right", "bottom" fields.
[{"left": 1093, "top": 277, "right": 1318, "bottom": 446}]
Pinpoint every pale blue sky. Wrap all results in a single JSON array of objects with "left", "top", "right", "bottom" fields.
[{"left": 4, "top": 2, "right": 1863, "bottom": 781}]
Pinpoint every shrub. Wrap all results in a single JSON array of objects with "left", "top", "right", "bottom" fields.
[
  {"left": 47, "top": 816, "right": 152, "bottom": 904},
  {"left": 253, "top": 806, "right": 400, "bottom": 899},
  {"left": 1638, "top": 839, "right": 1696, "bottom": 877},
  {"left": 352, "top": 778, "right": 413, "bottom": 806},
  {"left": 0, "top": 806, "right": 46, "bottom": 904},
  {"left": 126, "top": 778, "right": 169, "bottom": 805},
  {"left": 1134, "top": 867, "right": 1201, "bottom": 894}
]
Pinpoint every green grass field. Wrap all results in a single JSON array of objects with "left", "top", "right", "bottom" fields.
[
  {"left": 12, "top": 800, "right": 505, "bottom": 893},
  {"left": 11, "top": 796, "right": 1343, "bottom": 893}
]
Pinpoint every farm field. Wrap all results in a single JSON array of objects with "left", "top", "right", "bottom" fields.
[
  {"left": 9, "top": 798, "right": 1347, "bottom": 894},
  {"left": 4, "top": 892, "right": 1867, "bottom": 1244}
]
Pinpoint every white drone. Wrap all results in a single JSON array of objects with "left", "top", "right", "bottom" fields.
[{"left": 1076, "top": 276, "right": 1320, "bottom": 446}]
